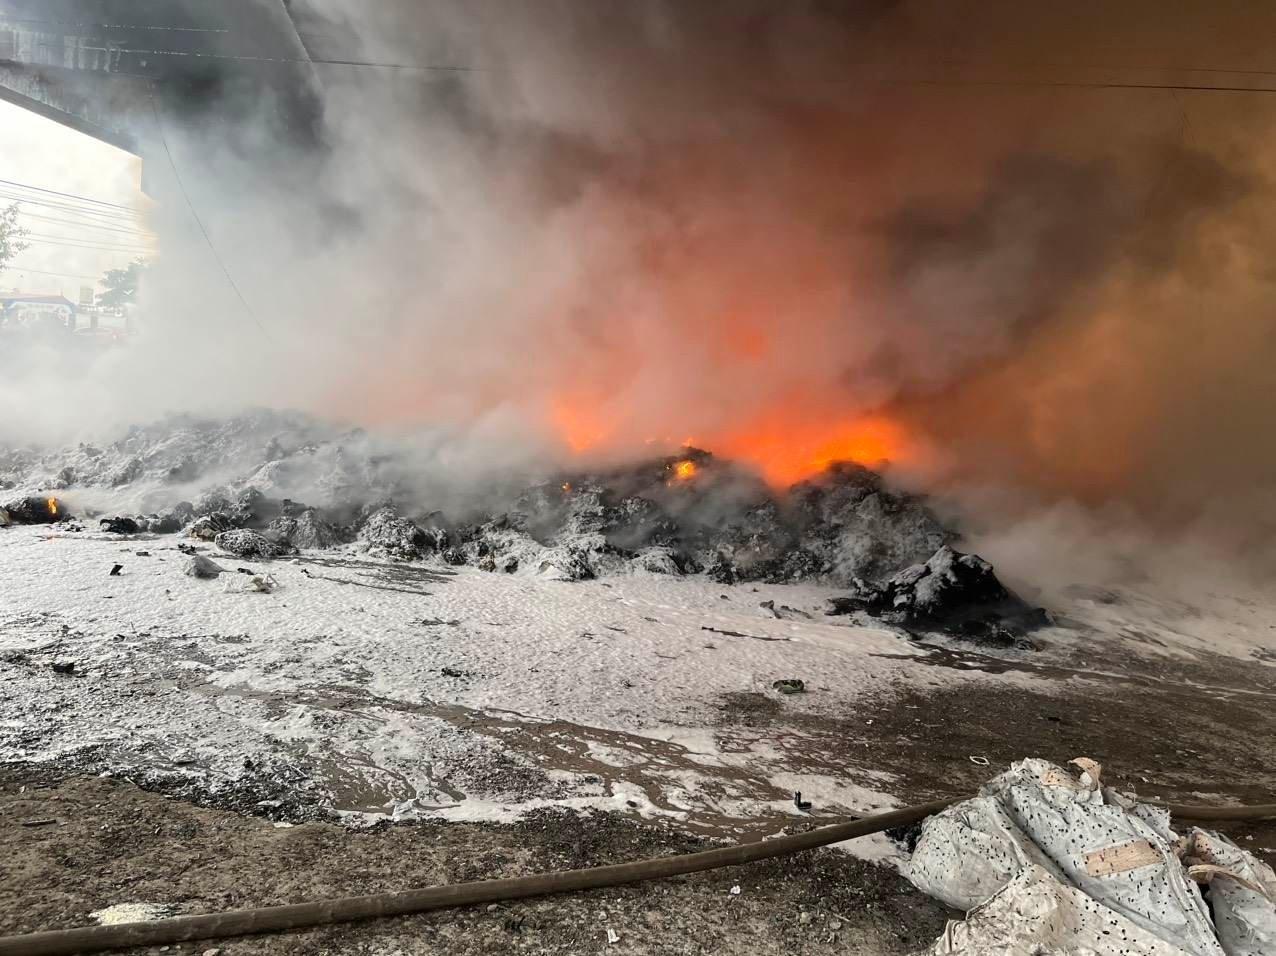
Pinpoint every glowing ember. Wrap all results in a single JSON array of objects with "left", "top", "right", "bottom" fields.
[
  {"left": 672, "top": 460, "right": 698, "bottom": 481},
  {"left": 561, "top": 482, "right": 573, "bottom": 494},
  {"left": 47, "top": 498, "right": 58, "bottom": 517}
]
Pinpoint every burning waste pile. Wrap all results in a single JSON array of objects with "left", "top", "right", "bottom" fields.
[{"left": 0, "top": 411, "right": 1045, "bottom": 644}]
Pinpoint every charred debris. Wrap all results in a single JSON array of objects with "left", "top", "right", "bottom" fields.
[{"left": 0, "top": 413, "right": 1046, "bottom": 645}]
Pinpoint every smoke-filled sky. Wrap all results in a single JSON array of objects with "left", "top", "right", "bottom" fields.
[{"left": 6, "top": 0, "right": 1276, "bottom": 575}]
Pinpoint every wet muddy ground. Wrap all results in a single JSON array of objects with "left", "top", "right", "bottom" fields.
[
  {"left": 0, "top": 766, "right": 950, "bottom": 956},
  {"left": 3, "top": 656, "right": 1273, "bottom": 955},
  {"left": 3, "top": 530, "right": 1276, "bottom": 953}
]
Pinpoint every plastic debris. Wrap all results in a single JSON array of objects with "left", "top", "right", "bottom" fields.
[
  {"left": 224, "top": 573, "right": 279, "bottom": 594},
  {"left": 1184, "top": 828, "right": 1276, "bottom": 956},
  {"left": 908, "top": 758, "right": 1276, "bottom": 956},
  {"left": 184, "top": 554, "right": 227, "bottom": 579}
]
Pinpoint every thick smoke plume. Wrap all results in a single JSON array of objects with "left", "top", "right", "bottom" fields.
[{"left": 5, "top": 1, "right": 1276, "bottom": 582}]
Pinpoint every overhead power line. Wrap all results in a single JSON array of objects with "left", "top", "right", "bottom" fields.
[
  {"left": 0, "top": 197, "right": 147, "bottom": 231},
  {"left": 0, "top": 188, "right": 147, "bottom": 221},
  {"left": 934, "top": 55, "right": 1276, "bottom": 82},
  {"left": 77, "top": 44, "right": 480, "bottom": 73},
  {"left": 0, "top": 202, "right": 144, "bottom": 230},
  {"left": 17, "top": 39, "right": 1276, "bottom": 88},
  {"left": 907, "top": 77, "right": 1276, "bottom": 94},
  {"left": 24, "top": 235, "right": 153, "bottom": 254},
  {"left": 149, "top": 93, "right": 268, "bottom": 339},
  {"left": 0, "top": 16, "right": 229, "bottom": 33},
  {"left": 15, "top": 211, "right": 154, "bottom": 239},
  {"left": 3, "top": 265, "right": 104, "bottom": 282},
  {"left": 0, "top": 177, "right": 146, "bottom": 215}
]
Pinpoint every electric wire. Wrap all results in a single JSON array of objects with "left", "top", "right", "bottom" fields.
[
  {"left": 22, "top": 235, "right": 153, "bottom": 254},
  {"left": 1, "top": 265, "right": 105, "bottom": 282},
  {"left": 0, "top": 16, "right": 229, "bottom": 33},
  {"left": 74, "top": 44, "right": 479, "bottom": 73},
  {"left": 0, "top": 178, "right": 145, "bottom": 214},
  {"left": 0, "top": 194, "right": 147, "bottom": 226},
  {"left": 15, "top": 212, "right": 154, "bottom": 239},
  {"left": 147, "top": 93, "right": 268, "bottom": 339}
]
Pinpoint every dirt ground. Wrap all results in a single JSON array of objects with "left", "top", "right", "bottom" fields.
[
  {"left": 4, "top": 651, "right": 1275, "bottom": 956},
  {"left": 0, "top": 766, "right": 951, "bottom": 956},
  {"left": 710, "top": 642, "right": 1276, "bottom": 871},
  {"left": 3, "top": 590, "right": 1275, "bottom": 954}
]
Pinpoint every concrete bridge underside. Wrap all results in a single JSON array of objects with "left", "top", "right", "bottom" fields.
[{"left": 0, "top": 0, "right": 332, "bottom": 157}]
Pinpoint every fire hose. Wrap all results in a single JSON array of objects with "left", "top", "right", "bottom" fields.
[{"left": 0, "top": 797, "right": 1272, "bottom": 956}]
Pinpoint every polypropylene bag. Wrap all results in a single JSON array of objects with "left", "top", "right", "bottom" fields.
[
  {"left": 908, "top": 758, "right": 1228, "bottom": 956},
  {"left": 907, "top": 793, "right": 1071, "bottom": 911},
  {"left": 933, "top": 864, "right": 1197, "bottom": 956},
  {"left": 1184, "top": 828, "right": 1276, "bottom": 956}
]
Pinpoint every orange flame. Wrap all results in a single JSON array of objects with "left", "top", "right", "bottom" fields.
[
  {"left": 47, "top": 497, "right": 58, "bottom": 517},
  {"left": 712, "top": 415, "right": 906, "bottom": 486},
  {"left": 552, "top": 396, "right": 612, "bottom": 454},
  {"left": 672, "top": 460, "right": 698, "bottom": 481}
]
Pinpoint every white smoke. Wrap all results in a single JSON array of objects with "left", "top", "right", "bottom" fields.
[{"left": 4, "top": 1, "right": 1276, "bottom": 585}]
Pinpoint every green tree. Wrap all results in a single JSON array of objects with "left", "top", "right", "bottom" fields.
[
  {"left": 0, "top": 203, "right": 29, "bottom": 276},
  {"left": 97, "top": 258, "right": 148, "bottom": 311}
]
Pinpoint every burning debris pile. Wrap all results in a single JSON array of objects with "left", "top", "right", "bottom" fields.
[
  {"left": 0, "top": 495, "right": 61, "bottom": 525},
  {"left": 455, "top": 452, "right": 952, "bottom": 586},
  {"left": 0, "top": 412, "right": 1045, "bottom": 640}
]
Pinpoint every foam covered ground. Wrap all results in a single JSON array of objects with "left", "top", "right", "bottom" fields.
[{"left": 2, "top": 525, "right": 1274, "bottom": 855}]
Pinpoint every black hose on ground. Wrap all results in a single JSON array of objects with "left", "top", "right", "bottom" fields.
[{"left": 0, "top": 798, "right": 1272, "bottom": 956}]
